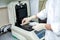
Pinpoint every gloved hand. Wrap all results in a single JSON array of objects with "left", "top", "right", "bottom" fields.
[
  {"left": 32, "top": 23, "right": 46, "bottom": 31},
  {"left": 21, "top": 17, "right": 31, "bottom": 25},
  {"left": 21, "top": 15, "right": 37, "bottom": 25}
]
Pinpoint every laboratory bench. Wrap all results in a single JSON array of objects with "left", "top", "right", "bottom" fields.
[{"left": 0, "top": 32, "right": 18, "bottom": 40}]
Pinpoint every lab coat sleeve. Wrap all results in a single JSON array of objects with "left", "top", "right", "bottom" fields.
[
  {"left": 51, "top": 23, "right": 60, "bottom": 36},
  {"left": 37, "top": 9, "right": 47, "bottom": 20}
]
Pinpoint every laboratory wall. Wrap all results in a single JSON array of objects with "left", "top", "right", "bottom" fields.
[
  {"left": 0, "top": 0, "right": 12, "bottom": 8},
  {"left": 39, "top": 0, "right": 47, "bottom": 11},
  {"left": 30, "top": 0, "right": 47, "bottom": 15},
  {"left": 0, "top": 7, "right": 9, "bottom": 28}
]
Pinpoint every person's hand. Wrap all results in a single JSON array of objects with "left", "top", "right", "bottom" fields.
[
  {"left": 45, "top": 24, "right": 51, "bottom": 30},
  {"left": 32, "top": 23, "right": 46, "bottom": 31},
  {"left": 21, "top": 15, "right": 37, "bottom": 25},
  {"left": 32, "top": 24, "right": 51, "bottom": 31},
  {"left": 21, "top": 17, "right": 31, "bottom": 25}
]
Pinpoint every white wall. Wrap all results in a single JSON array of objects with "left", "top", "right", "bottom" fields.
[
  {"left": 0, "top": 7, "right": 9, "bottom": 28},
  {"left": 30, "top": 0, "right": 47, "bottom": 15},
  {"left": 30, "top": 0, "right": 39, "bottom": 15},
  {"left": 0, "top": 0, "right": 12, "bottom": 7}
]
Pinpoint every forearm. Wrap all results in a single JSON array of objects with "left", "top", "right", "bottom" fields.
[
  {"left": 29, "top": 9, "right": 47, "bottom": 21},
  {"left": 28, "top": 15, "right": 38, "bottom": 21}
]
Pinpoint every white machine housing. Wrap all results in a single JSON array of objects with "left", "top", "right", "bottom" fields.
[{"left": 8, "top": 1, "right": 45, "bottom": 40}]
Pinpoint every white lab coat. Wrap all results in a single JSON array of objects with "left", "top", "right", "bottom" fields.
[{"left": 37, "top": 0, "right": 60, "bottom": 40}]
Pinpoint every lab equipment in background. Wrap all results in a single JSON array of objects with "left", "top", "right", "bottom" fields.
[
  {"left": 15, "top": 1, "right": 28, "bottom": 26},
  {"left": 15, "top": 1, "right": 33, "bottom": 31}
]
